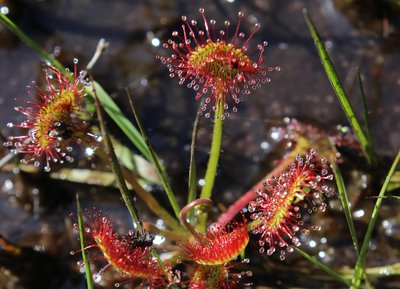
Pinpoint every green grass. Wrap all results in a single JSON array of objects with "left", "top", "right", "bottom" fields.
[
  {"left": 351, "top": 151, "right": 400, "bottom": 288},
  {"left": 303, "top": 9, "right": 376, "bottom": 166},
  {"left": 76, "top": 194, "right": 94, "bottom": 289}
]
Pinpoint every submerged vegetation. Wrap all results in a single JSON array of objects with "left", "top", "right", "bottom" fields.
[{"left": 0, "top": 2, "right": 399, "bottom": 289}]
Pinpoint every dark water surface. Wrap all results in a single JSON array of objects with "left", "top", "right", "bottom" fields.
[{"left": 0, "top": 0, "right": 399, "bottom": 288}]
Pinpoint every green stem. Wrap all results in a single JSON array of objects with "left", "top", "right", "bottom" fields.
[
  {"left": 351, "top": 151, "right": 400, "bottom": 289},
  {"left": 187, "top": 111, "right": 201, "bottom": 222},
  {"left": 198, "top": 99, "right": 224, "bottom": 231},
  {"left": 76, "top": 194, "right": 94, "bottom": 289}
]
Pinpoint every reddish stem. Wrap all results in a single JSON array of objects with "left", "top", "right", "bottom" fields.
[{"left": 180, "top": 198, "right": 213, "bottom": 238}]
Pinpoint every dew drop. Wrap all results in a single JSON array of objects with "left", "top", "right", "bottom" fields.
[
  {"left": 94, "top": 273, "right": 102, "bottom": 283},
  {"left": 267, "top": 247, "right": 276, "bottom": 255},
  {"left": 280, "top": 251, "right": 286, "bottom": 260}
]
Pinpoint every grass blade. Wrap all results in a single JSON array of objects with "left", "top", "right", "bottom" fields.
[
  {"left": 188, "top": 111, "right": 201, "bottom": 210},
  {"left": 333, "top": 163, "right": 360, "bottom": 254},
  {"left": 303, "top": 9, "right": 376, "bottom": 166},
  {"left": 89, "top": 82, "right": 151, "bottom": 161},
  {"left": 76, "top": 194, "right": 94, "bottom": 289},
  {"left": 92, "top": 80, "right": 143, "bottom": 232},
  {"left": 126, "top": 89, "right": 181, "bottom": 220},
  {"left": 0, "top": 13, "right": 63, "bottom": 71},
  {"left": 295, "top": 247, "right": 351, "bottom": 286},
  {"left": 351, "top": 151, "right": 400, "bottom": 288},
  {"left": 356, "top": 68, "right": 373, "bottom": 148}
]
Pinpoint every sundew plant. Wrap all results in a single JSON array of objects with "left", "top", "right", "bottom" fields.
[{"left": 0, "top": 3, "right": 399, "bottom": 289}]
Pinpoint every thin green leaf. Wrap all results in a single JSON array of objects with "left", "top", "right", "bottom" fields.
[
  {"left": 295, "top": 247, "right": 351, "bottom": 286},
  {"left": 333, "top": 163, "right": 359, "bottom": 254},
  {"left": 351, "top": 151, "right": 400, "bottom": 288},
  {"left": 356, "top": 68, "right": 373, "bottom": 149},
  {"left": 386, "top": 169, "right": 400, "bottom": 192},
  {"left": 76, "top": 194, "right": 94, "bottom": 289},
  {"left": 88, "top": 82, "right": 151, "bottom": 161},
  {"left": 92, "top": 80, "right": 143, "bottom": 232},
  {"left": 187, "top": 111, "right": 201, "bottom": 221},
  {"left": 126, "top": 89, "right": 181, "bottom": 220},
  {"left": 303, "top": 9, "right": 376, "bottom": 166},
  {"left": 0, "top": 13, "right": 63, "bottom": 71}
]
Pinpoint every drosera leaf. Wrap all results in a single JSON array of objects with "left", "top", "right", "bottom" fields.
[
  {"left": 303, "top": 9, "right": 376, "bottom": 166},
  {"left": 76, "top": 194, "right": 94, "bottom": 289},
  {"left": 0, "top": 13, "right": 151, "bottom": 163}
]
